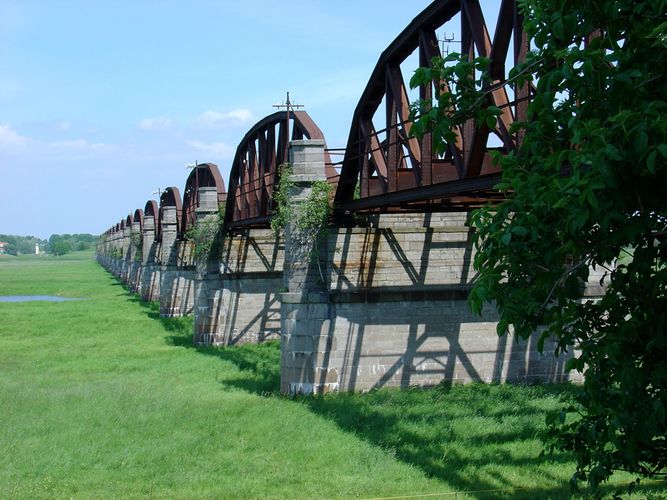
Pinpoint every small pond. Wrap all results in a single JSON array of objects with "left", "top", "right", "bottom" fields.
[{"left": 0, "top": 296, "right": 85, "bottom": 303}]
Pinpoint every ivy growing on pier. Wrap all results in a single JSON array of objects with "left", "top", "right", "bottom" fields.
[
  {"left": 271, "top": 163, "right": 332, "bottom": 243},
  {"left": 185, "top": 203, "right": 227, "bottom": 263}
]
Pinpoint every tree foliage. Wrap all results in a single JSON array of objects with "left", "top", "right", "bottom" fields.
[
  {"left": 50, "top": 239, "right": 72, "bottom": 257},
  {"left": 48, "top": 234, "right": 96, "bottom": 255},
  {"left": 410, "top": 0, "right": 666, "bottom": 491},
  {"left": 0, "top": 234, "right": 47, "bottom": 256}
]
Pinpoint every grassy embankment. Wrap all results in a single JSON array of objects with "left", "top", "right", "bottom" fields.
[{"left": 0, "top": 252, "right": 664, "bottom": 498}]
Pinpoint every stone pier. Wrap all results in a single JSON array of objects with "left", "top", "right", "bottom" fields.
[
  {"left": 194, "top": 229, "right": 283, "bottom": 346},
  {"left": 139, "top": 213, "right": 160, "bottom": 302}
]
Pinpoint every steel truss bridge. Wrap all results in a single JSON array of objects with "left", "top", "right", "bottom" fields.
[{"left": 104, "top": 0, "right": 532, "bottom": 238}]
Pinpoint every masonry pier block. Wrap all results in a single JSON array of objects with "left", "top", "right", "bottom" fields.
[{"left": 194, "top": 230, "right": 284, "bottom": 346}]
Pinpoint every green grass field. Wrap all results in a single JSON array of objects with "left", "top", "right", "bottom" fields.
[{"left": 0, "top": 252, "right": 664, "bottom": 498}]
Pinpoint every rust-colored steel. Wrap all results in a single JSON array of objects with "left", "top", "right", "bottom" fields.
[
  {"left": 335, "top": 0, "right": 529, "bottom": 213},
  {"left": 181, "top": 163, "right": 227, "bottom": 236},
  {"left": 133, "top": 209, "right": 144, "bottom": 228},
  {"left": 157, "top": 187, "right": 182, "bottom": 241},
  {"left": 224, "top": 110, "right": 338, "bottom": 229},
  {"left": 144, "top": 199, "right": 158, "bottom": 220},
  {"left": 125, "top": 213, "right": 134, "bottom": 228}
]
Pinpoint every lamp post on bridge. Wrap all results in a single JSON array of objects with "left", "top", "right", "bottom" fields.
[
  {"left": 186, "top": 161, "right": 200, "bottom": 217},
  {"left": 152, "top": 188, "right": 163, "bottom": 226},
  {"left": 273, "top": 91, "right": 304, "bottom": 164}
]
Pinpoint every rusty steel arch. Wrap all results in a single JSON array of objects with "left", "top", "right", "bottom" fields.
[
  {"left": 144, "top": 200, "right": 158, "bottom": 220},
  {"left": 157, "top": 187, "right": 182, "bottom": 241},
  {"left": 125, "top": 214, "right": 134, "bottom": 228},
  {"left": 335, "top": 0, "right": 530, "bottom": 213},
  {"left": 133, "top": 209, "right": 144, "bottom": 228},
  {"left": 224, "top": 110, "right": 338, "bottom": 229},
  {"left": 181, "top": 163, "right": 227, "bottom": 236}
]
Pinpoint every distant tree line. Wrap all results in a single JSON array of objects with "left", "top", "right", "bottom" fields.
[
  {"left": 0, "top": 233, "right": 99, "bottom": 256},
  {"left": 0, "top": 234, "right": 48, "bottom": 256},
  {"left": 48, "top": 234, "right": 97, "bottom": 256}
]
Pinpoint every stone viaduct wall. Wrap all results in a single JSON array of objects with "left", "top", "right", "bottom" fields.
[
  {"left": 97, "top": 139, "right": 600, "bottom": 394},
  {"left": 194, "top": 229, "right": 283, "bottom": 346},
  {"left": 100, "top": 203, "right": 196, "bottom": 318}
]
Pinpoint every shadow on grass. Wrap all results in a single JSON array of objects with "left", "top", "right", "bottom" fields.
[
  {"left": 114, "top": 280, "right": 279, "bottom": 392},
  {"left": 126, "top": 296, "right": 194, "bottom": 345},
  {"left": 109, "top": 275, "right": 666, "bottom": 499},
  {"left": 107, "top": 277, "right": 194, "bottom": 343},
  {"left": 172, "top": 340, "right": 667, "bottom": 499},
  {"left": 208, "top": 341, "right": 281, "bottom": 395}
]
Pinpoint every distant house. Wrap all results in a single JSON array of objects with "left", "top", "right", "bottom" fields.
[{"left": 0, "top": 242, "right": 7, "bottom": 254}]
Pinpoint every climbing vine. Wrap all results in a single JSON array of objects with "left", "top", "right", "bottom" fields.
[
  {"left": 270, "top": 163, "right": 332, "bottom": 242},
  {"left": 270, "top": 163, "right": 295, "bottom": 236},
  {"left": 130, "top": 232, "right": 143, "bottom": 261},
  {"left": 186, "top": 203, "right": 226, "bottom": 262}
]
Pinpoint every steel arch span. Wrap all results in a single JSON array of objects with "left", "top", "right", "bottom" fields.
[
  {"left": 334, "top": 0, "right": 530, "bottom": 214},
  {"left": 181, "top": 163, "right": 227, "bottom": 236},
  {"left": 157, "top": 187, "right": 182, "bottom": 241},
  {"left": 144, "top": 200, "right": 158, "bottom": 221},
  {"left": 224, "top": 110, "right": 338, "bottom": 230}
]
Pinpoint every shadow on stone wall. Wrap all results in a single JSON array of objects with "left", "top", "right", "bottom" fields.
[
  {"left": 216, "top": 232, "right": 283, "bottom": 345},
  {"left": 282, "top": 215, "right": 577, "bottom": 393}
]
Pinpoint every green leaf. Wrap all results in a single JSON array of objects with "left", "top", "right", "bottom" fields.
[
  {"left": 604, "top": 144, "right": 623, "bottom": 161},
  {"left": 496, "top": 318, "right": 509, "bottom": 335},
  {"left": 500, "top": 231, "right": 512, "bottom": 245},
  {"left": 633, "top": 130, "right": 649, "bottom": 153},
  {"left": 647, "top": 150, "right": 657, "bottom": 174},
  {"left": 586, "top": 190, "right": 599, "bottom": 209},
  {"left": 553, "top": 18, "right": 565, "bottom": 41},
  {"left": 564, "top": 356, "right": 582, "bottom": 372}
]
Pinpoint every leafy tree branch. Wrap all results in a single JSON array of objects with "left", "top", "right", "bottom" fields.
[{"left": 410, "top": 0, "right": 666, "bottom": 493}]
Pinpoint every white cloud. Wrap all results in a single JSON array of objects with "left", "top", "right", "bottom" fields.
[
  {"left": 195, "top": 108, "right": 254, "bottom": 128},
  {"left": 137, "top": 116, "right": 174, "bottom": 131},
  {"left": 49, "top": 139, "right": 109, "bottom": 151},
  {"left": 0, "top": 124, "right": 113, "bottom": 157},
  {"left": 186, "top": 139, "right": 234, "bottom": 159},
  {"left": 225, "top": 108, "right": 254, "bottom": 121},
  {"left": 55, "top": 121, "right": 71, "bottom": 132},
  {"left": 0, "top": 123, "right": 27, "bottom": 149}
]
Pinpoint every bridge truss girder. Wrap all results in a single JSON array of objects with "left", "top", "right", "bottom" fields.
[{"left": 334, "top": 0, "right": 531, "bottom": 214}]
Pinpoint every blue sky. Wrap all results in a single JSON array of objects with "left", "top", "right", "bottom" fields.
[{"left": 0, "top": 0, "right": 454, "bottom": 238}]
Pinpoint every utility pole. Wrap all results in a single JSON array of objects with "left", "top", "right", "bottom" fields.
[
  {"left": 186, "top": 161, "right": 200, "bottom": 218},
  {"left": 273, "top": 92, "right": 304, "bottom": 163},
  {"left": 438, "top": 32, "right": 460, "bottom": 57}
]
